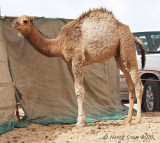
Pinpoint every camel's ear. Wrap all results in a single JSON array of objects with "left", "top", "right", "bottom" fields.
[{"left": 30, "top": 17, "right": 34, "bottom": 23}]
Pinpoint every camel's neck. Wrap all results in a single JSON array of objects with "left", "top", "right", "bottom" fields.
[{"left": 25, "top": 25, "right": 62, "bottom": 57}]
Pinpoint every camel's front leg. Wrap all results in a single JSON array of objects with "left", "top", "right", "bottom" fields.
[{"left": 72, "top": 58, "right": 85, "bottom": 127}]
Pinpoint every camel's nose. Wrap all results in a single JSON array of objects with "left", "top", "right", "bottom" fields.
[{"left": 12, "top": 19, "right": 18, "bottom": 28}]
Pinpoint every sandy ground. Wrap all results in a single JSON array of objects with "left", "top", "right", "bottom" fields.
[{"left": 0, "top": 110, "right": 160, "bottom": 143}]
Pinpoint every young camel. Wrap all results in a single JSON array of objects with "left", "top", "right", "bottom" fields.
[{"left": 12, "top": 8, "right": 145, "bottom": 127}]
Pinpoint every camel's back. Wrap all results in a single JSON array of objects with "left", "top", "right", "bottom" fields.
[
  {"left": 79, "top": 8, "right": 118, "bottom": 25},
  {"left": 60, "top": 8, "right": 125, "bottom": 64},
  {"left": 61, "top": 8, "right": 120, "bottom": 38}
]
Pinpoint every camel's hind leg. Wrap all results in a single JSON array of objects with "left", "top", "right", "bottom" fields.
[
  {"left": 115, "top": 55, "right": 143, "bottom": 123},
  {"left": 118, "top": 25, "right": 143, "bottom": 123},
  {"left": 128, "top": 68, "right": 143, "bottom": 123},
  {"left": 115, "top": 56, "right": 135, "bottom": 123}
]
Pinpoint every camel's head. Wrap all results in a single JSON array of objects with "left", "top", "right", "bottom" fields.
[{"left": 12, "top": 15, "right": 34, "bottom": 37}]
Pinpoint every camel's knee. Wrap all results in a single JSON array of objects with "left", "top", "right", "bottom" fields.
[
  {"left": 75, "top": 82, "right": 84, "bottom": 96},
  {"left": 129, "top": 87, "right": 135, "bottom": 96},
  {"left": 129, "top": 94, "right": 135, "bottom": 100},
  {"left": 76, "top": 91, "right": 84, "bottom": 106},
  {"left": 135, "top": 83, "right": 143, "bottom": 99}
]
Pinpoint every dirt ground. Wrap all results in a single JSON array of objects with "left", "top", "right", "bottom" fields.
[{"left": 0, "top": 111, "right": 160, "bottom": 143}]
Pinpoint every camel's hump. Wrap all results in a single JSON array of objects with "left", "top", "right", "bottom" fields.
[{"left": 78, "top": 7, "right": 116, "bottom": 21}]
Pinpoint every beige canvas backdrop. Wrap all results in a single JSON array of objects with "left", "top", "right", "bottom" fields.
[
  {"left": 0, "top": 17, "right": 123, "bottom": 123},
  {"left": 0, "top": 19, "right": 16, "bottom": 123}
]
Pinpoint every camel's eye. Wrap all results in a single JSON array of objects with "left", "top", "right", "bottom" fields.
[{"left": 23, "top": 20, "right": 28, "bottom": 24}]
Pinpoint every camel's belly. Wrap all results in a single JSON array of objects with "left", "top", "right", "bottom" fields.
[
  {"left": 84, "top": 45, "right": 118, "bottom": 65},
  {"left": 81, "top": 18, "right": 119, "bottom": 65}
]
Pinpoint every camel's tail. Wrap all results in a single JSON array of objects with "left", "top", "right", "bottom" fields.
[{"left": 134, "top": 37, "right": 146, "bottom": 69}]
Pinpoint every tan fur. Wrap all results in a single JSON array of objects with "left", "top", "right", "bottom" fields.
[{"left": 12, "top": 8, "right": 145, "bottom": 126}]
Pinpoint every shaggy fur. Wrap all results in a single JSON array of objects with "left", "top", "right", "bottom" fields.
[{"left": 12, "top": 8, "right": 145, "bottom": 127}]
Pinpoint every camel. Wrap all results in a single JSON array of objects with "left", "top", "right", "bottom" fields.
[{"left": 12, "top": 8, "right": 145, "bottom": 127}]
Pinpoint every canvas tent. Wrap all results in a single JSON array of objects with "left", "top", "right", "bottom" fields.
[{"left": 0, "top": 17, "right": 127, "bottom": 134}]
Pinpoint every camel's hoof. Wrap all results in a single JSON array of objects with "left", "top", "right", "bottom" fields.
[
  {"left": 123, "top": 121, "right": 130, "bottom": 126},
  {"left": 76, "top": 122, "right": 85, "bottom": 127},
  {"left": 123, "top": 117, "right": 132, "bottom": 126},
  {"left": 76, "top": 115, "right": 86, "bottom": 127},
  {"left": 135, "top": 117, "right": 141, "bottom": 124},
  {"left": 125, "top": 117, "right": 132, "bottom": 123}
]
